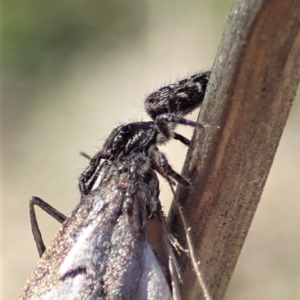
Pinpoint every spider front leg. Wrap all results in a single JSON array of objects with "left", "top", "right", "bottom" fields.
[
  {"left": 173, "top": 132, "right": 191, "bottom": 146},
  {"left": 155, "top": 113, "right": 207, "bottom": 146},
  {"left": 79, "top": 152, "right": 103, "bottom": 196},
  {"left": 150, "top": 147, "right": 190, "bottom": 189}
]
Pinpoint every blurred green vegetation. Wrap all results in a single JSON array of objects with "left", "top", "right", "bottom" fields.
[
  {"left": 3, "top": 0, "right": 146, "bottom": 78},
  {"left": 3, "top": 0, "right": 234, "bottom": 79}
]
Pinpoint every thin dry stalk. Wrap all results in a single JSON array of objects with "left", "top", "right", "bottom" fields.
[{"left": 168, "top": 0, "right": 300, "bottom": 299}]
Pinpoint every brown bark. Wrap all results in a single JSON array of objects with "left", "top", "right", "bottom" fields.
[{"left": 168, "top": 0, "right": 300, "bottom": 299}]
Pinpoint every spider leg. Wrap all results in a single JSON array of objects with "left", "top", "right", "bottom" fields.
[
  {"left": 29, "top": 196, "right": 67, "bottom": 257},
  {"left": 79, "top": 151, "right": 103, "bottom": 196},
  {"left": 173, "top": 132, "right": 191, "bottom": 146},
  {"left": 80, "top": 151, "right": 92, "bottom": 160},
  {"left": 150, "top": 147, "right": 190, "bottom": 188},
  {"left": 155, "top": 113, "right": 207, "bottom": 144}
]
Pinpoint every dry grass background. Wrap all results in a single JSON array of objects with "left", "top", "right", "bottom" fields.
[{"left": 2, "top": 1, "right": 299, "bottom": 299}]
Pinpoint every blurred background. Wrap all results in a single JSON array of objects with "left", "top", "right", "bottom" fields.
[{"left": 2, "top": 0, "right": 299, "bottom": 299}]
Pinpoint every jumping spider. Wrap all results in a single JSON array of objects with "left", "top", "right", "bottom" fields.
[{"left": 79, "top": 71, "right": 211, "bottom": 196}]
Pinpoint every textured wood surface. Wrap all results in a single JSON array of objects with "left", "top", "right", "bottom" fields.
[{"left": 168, "top": 0, "right": 300, "bottom": 299}]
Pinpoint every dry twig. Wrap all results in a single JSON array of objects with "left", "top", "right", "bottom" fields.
[{"left": 168, "top": 0, "right": 300, "bottom": 299}]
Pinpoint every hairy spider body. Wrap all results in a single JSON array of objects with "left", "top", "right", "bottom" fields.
[
  {"left": 145, "top": 71, "right": 211, "bottom": 145},
  {"left": 145, "top": 71, "right": 211, "bottom": 119},
  {"left": 80, "top": 71, "right": 211, "bottom": 196}
]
